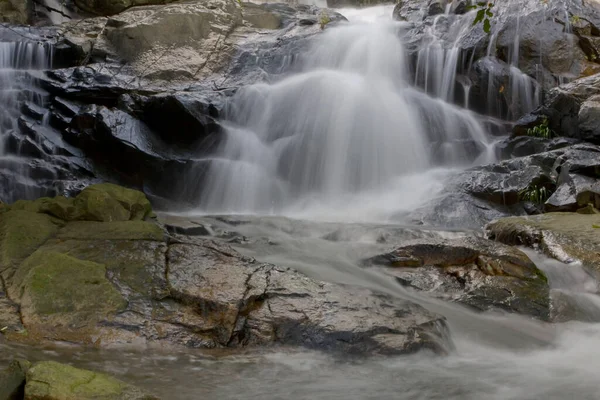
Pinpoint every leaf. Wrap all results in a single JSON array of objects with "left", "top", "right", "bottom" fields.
[
  {"left": 593, "top": 224, "right": 600, "bottom": 229},
  {"left": 0, "top": 326, "right": 7, "bottom": 333},
  {"left": 473, "top": 9, "right": 485, "bottom": 26},
  {"left": 483, "top": 18, "right": 491, "bottom": 33},
  {"left": 486, "top": 9, "right": 493, "bottom": 17}
]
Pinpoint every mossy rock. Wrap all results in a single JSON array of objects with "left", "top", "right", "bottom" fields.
[
  {"left": 13, "top": 251, "right": 126, "bottom": 340},
  {"left": 38, "top": 239, "right": 168, "bottom": 298},
  {"left": 24, "top": 361, "right": 159, "bottom": 400},
  {"left": 487, "top": 213, "right": 600, "bottom": 276},
  {"left": 74, "top": 184, "right": 152, "bottom": 222},
  {"left": 0, "top": 359, "right": 31, "bottom": 400},
  {"left": 57, "top": 221, "right": 164, "bottom": 241},
  {"left": 0, "top": 210, "right": 62, "bottom": 273}
]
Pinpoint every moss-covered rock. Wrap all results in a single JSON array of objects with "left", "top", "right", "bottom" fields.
[
  {"left": 80, "top": 183, "right": 152, "bottom": 221},
  {"left": 24, "top": 361, "right": 158, "bottom": 400},
  {"left": 14, "top": 251, "right": 127, "bottom": 342},
  {"left": 487, "top": 213, "right": 600, "bottom": 277},
  {"left": 0, "top": 210, "right": 62, "bottom": 274},
  {"left": 0, "top": 359, "right": 31, "bottom": 400},
  {"left": 57, "top": 221, "right": 164, "bottom": 241}
]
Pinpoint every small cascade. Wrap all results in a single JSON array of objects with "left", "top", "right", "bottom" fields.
[
  {"left": 195, "top": 13, "right": 494, "bottom": 217},
  {"left": 0, "top": 40, "right": 54, "bottom": 201}
]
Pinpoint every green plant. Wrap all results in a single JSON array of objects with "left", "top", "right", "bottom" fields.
[
  {"left": 469, "top": 2, "right": 494, "bottom": 34},
  {"left": 319, "top": 11, "right": 331, "bottom": 30},
  {"left": 519, "top": 185, "right": 551, "bottom": 205},
  {"left": 526, "top": 118, "right": 554, "bottom": 139},
  {"left": 570, "top": 15, "right": 581, "bottom": 25}
]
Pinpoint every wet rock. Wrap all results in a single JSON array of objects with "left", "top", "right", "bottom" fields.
[
  {"left": 365, "top": 237, "right": 550, "bottom": 319},
  {"left": 0, "top": 0, "right": 30, "bottom": 24},
  {"left": 73, "top": 0, "right": 177, "bottom": 15},
  {"left": 486, "top": 213, "right": 600, "bottom": 278},
  {"left": 545, "top": 170, "right": 600, "bottom": 212},
  {"left": 24, "top": 361, "right": 158, "bottom": 400},
  {"left": 0, "top": 359, "right": 31, "bottom": 400},
  {"left": 0, "top": 187, "right": 451, "bottom": 355},
  {"left": 497, "top": 136, "right": 581, "bottom": 159}
]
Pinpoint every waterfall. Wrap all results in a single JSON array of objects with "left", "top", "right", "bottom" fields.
[
  {"left": 0, "top": 40, "right": 53, "bottom": 201},
  {"left": 193, "top": 7, "right": 493, "bottom": 218}
]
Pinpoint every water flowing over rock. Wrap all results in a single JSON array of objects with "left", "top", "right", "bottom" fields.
[
  {"left": 0, "top": 185, "right": 451, "bottom": 356},
  {"left": 365, "top": 237, "right": 550, "bottom": 319}
]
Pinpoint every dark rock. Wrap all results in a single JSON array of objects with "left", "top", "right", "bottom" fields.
[
  {"left": 364, "top": 236, "right": 550, "bottom": 319},
  {"left": 497, "top": 136, "right": 581, "bottom": 159},
  {"left": 0, "top": 359, "right": 31, "bottom": 400}
]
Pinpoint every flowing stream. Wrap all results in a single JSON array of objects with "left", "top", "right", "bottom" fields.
[{"left": 2, "top": 3, "right": 600, "bottom": 399}]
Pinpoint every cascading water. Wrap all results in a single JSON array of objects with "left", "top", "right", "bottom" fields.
[
  {"left": 196, "top": 7, "right": 494, "bottom": 219},
  {"left": 0, "top": 40, "right": 53, "bottom": 201}
]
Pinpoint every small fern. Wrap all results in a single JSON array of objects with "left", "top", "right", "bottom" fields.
[
  {"left": 519, "top": 185, "right": 551, "bottom": 205},
  {"left": 319, "top": 11, "right": 331, "bottom": 30},
  {"left": 526, "top": 118, "right": 554, "bottom": 139}
]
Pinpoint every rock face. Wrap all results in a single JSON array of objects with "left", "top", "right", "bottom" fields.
[
  {"left": 0, "top": 184, "right": 451, "bottom": 356},
  {"left": 73, "top": 0, "right": 178, "bottom": 16},
  {"left": 487, "top": 213, "right": 600, "bottom": 278},
  {"left": 0, "top": 360, "right": 31, "bottom": 400},
  {"left": 365, "top": 237, "right": 550, "bottom": 320},
  {"left": 514, "top": 71, "right": 600, "bottom": 146},
  {"left": 24, "top": 361, "right": 157, "bottom": 400},
  {"left": 0, "top": 0, "right": 30, "bottom": 24}
]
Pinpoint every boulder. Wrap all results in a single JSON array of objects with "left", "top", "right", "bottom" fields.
[
  {"left": 0, "top": 359, "right": 31, "bottom": 400},
  {"left": 73, "top": 0, "right": 177, "bottom": 15},
  {"left": 486, "top": 213, "right": 600, "bottom": 278},
  {"left": 24, "top": 361, "right": 158, "bottom": 400},
  {"left": 364, "top": 237, "right": 550, "bottom": 319},
  {"left": 0, "top": 189, "right": 451, "bottom": 356}
]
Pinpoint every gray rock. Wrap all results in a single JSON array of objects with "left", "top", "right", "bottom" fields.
[
  {"left": 0, "top": 359, "right": 31, "bottom": 400},
  {"left": 364, "top": 236, "right": 550, "bottom": 319}
]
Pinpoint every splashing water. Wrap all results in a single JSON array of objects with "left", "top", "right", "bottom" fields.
[{"left": 196, "top": 8, "right": 494, "bottom": 219}]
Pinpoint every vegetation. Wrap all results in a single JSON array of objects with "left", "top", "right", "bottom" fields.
[
  {"left": 469, "top": 2, "right": 494, "bottom": 33},
  {"left": 519, "top": 185, "right": 551, "bottom": 205},
  {"left": 526, "top": 118, "right": 554, "bottom": 139},
  {"left": 319, "top": 11, "right": 331, "bottom": 30}
]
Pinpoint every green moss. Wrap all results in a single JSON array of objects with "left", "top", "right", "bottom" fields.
[
  {"left": 57, "top": 221, "right": 165, "bottom": 241},
  {"left": 77, "top": 183, "right": 153, "bottom": 221},
  {"left": 25, "top": 361, "right": 158, "bottom": 400},
  {"left": 16, "top": 251, "right": 126, "bottom": 325},
  {"left": 39, "top": 239, "right": 168, "bottom": 299},
  {"left": 74, "top": 189, "right": 131, "bottom": 222},
  {"left": 0, "top": 210, "right": 62, "bottom": 272}
]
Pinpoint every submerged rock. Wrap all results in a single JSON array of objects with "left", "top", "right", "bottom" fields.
[
  {"left": 365, "top": 237, "right": 550, "bottom": 320},
  {"left": 24, "top": 361, "right": 158, "bottom": 400},
  {"left": 0, "top": 184, "right": 451, "bottom": 356}
]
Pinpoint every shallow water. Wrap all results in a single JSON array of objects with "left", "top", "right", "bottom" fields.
[{"left": 3, "top": 215, "right": 600, "bottom": 399}]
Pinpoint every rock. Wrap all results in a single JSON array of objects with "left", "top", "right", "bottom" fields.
[
  {"left": 75, "top": 183, "right": 153, "bottom": 221},
  {"left": 73, "top": 0, "right": 177, "bottom": 16},
  {"left": 0, "top": 359, "right": 31, "bottom": 400},
  {"left": 545, "top": 170, "right": 600, "bottom": 212},
  {"left": 578, "top": 94, "right": 600, "bottom": 145},
  {"left": 486, "top": 213, "right": 600, "bottom": 278},
  {"left": 0, "top": 0, "right": 30, "bottom": 24},
  {"left": 497, "top": 136, "right": 581, "bottom": 159},
  {"left": 0, "top": 189, "right": 450, "bottom": 355},
  {"left": 24, "top": 361, "right": 158, "bottom": 400},
  {"left": 364, "top": 237, "right": 550, "bottom": 319}
]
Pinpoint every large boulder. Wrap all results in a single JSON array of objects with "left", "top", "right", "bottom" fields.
[
  {"left": 24, "top": 361, "right": 158, "bottom": 400},
  {"left": 0, "top": 187, "right": 451, "bottom": 356},
  {"left": 365, "top": 236, "right": 550, "bottom": 319}
]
